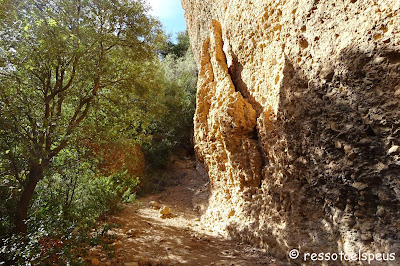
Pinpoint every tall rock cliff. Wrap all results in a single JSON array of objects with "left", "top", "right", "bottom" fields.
[{"left": 182, "top": 0, "right": 399, "bottom": 264}]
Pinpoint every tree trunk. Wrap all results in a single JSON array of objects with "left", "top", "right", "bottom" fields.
[{"left": 14, "top": 164, "right": 43, "bottom": 234}]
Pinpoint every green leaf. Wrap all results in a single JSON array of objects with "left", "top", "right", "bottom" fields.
[{"left": 48, "top": 18, "right": 57, "bottom": 27}]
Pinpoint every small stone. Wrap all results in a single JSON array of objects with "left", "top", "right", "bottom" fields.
[
  {"left": 160, "top": 206, "right": 171, "bottom": 215},
  {"left": 91, "top": 258, "right": 100, "bottom": 266},
  {"left": 149, "top": 201, "right": 159, "bottom": 209},
  {"left": 344, "top": 144, "right": 353, "bottom": 154},
  {"left": 388, "top": 145, "right": 400, "bottom": 155}
]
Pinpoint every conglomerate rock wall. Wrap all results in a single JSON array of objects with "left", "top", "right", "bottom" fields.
[{"left": 182, "top": 0, "right": 400, "bottom": 264}]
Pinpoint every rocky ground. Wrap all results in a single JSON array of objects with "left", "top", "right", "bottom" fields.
[{"left": 87, "top": 158, "right": 283, "bottom": 266}]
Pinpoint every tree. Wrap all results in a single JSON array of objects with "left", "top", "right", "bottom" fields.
[
  {"left": 159, "top": 30, "right": 191, "bottom": 58},
  {"left": 0, "top": 0, "right": 162, "bottom": 234}
]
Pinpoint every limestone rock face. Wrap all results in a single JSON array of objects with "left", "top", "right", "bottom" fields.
[{"left": 182, "top": 0, "right": 400, "bottom": 263}]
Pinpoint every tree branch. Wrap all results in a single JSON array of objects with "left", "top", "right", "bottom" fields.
[
  {"left": 7, "top": 153, "right": 23, "bottom": 184},
  {"left": 48, "top": 56, "right": 80, "bottom": 100},
  {"left": 49, "top": 77, "right": 100, "bottom": 159}
]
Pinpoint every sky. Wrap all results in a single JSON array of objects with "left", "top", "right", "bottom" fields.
[{"left": 147, "top": 0, "right": 187, "bottom": 42}]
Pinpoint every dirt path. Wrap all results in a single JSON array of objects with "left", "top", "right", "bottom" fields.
[{"left": 88, "top": 159, "right": 281, "bottom": 266}]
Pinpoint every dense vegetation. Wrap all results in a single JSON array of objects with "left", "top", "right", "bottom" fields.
[{"left": 0, "top": 0, "right": 197, "bottom": 264}]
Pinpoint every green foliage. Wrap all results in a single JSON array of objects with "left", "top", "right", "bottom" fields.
[
  {"left": 85, "top": 61, "right": 166, "bottom": 145},
  {"left": 0, "top": 0, "right": 162, "bottom": 234},
  {"left": 1, "top": 221, "right": 118, "bottom": 265},
  {"left": 0, "top": 0, "right": 163, "bottom": 179},
  {"left": 160, "top": 31, "right": 191, "bottom": 58},
  {"left": 0, "top": 183, "right": 15, "bottom": 236},
  {"left": 0, "top": 0, "right": 198, "bottom": 264},
  {"left": 1, "top": 144, "right": 139, "bottom": 264},
  {"left": 30, "top": 146, "right": 139, "bottom": 227},
  {"left": 0, "top": 0, "right": 164, "bottom": 263},
  {"left": 145, "top": 31, "right": 198, "bottom": 168}
]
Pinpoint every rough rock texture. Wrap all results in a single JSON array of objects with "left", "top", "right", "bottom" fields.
[{"left": 182, "top": 0, "right": 400, "bottom": 264}]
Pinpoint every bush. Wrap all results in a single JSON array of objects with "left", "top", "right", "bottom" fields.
[{"left": 0, "top": 144, "right": 139, "bottom": 264}]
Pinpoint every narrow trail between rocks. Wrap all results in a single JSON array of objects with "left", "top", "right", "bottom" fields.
[{"left": 89, "top": 159, "right": 282, "bottom": 266}]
